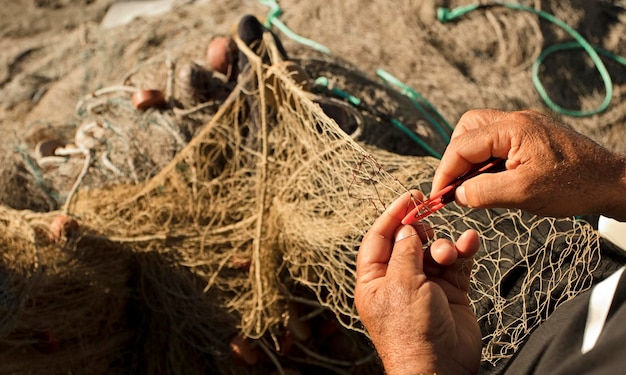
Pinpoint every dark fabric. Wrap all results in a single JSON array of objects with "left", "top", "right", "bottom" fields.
[
  {"left": 474, "top": 219, "right": 626, "bottom": 374},
  {"left": 504, "top": 265, "right": 626, "bottom": 374},
  {"left": 471, "top": 215, "right": 626, "bottom": 374}
]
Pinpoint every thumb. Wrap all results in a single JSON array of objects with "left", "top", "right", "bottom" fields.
[
  {"left": 387, "top": 225, "right": 424, "bottom": 278},
  {"left": 455, "top": 171, "right": 519, "bottom": 209}
]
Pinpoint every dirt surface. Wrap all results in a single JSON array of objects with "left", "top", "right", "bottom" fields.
[
  {"left": 0, "top": 0, "right": 621, "bottom": 232},
  {"left": 2, "top": 0, "right": 625, "bottom": 151},
  {"left": 1, "top": 0, "right": 625, "bottom": 213},
  {"left": 0, "top": 0, "right": 112, "bottom": 126}
]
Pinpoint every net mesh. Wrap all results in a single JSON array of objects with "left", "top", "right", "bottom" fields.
[{"left": 1, "top": 3, "right": 625, "bottom": 374}]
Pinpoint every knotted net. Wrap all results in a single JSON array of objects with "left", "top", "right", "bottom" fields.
[{"left": 1, "top": 5, "right": 624, "bottom": 374}]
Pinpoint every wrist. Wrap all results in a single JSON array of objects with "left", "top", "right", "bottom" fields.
[{"left": 380, "top": 351, "right": 473, "bottom": 375}]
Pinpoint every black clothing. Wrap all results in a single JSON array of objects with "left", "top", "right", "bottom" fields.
[{"left": 504, "top": 239, "right": 626, "bottom": 374}]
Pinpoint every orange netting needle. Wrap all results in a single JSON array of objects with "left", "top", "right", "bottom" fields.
[{"left": 402, "top": 158, "right": 506, "bottom": 224}]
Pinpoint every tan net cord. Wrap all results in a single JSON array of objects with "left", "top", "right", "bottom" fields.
[{"left": 0, "top": 12, "right": 619, "bottom": 374}]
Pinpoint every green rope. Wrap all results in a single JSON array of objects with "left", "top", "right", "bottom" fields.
[
  {"left": 258, "top": 0, "right": 331, "bottom": 54},
  {"left": 314, "top": 77, "right": 443, "bottom": 159},
  {"left": 15, "top": 145, "right": 60, "bottom": 203},
  {"left": 438, "top": 2, "right": 626, "bottom": 117},
  {"left": 257, "top": 0, "right": 452, "bottom": 154},
  {"left": 376, "top": 69, "right": 452, "bottom": 141},
  {"left": 388, "top": 118, "right": 443, "bottom": 159},
  {"left": 532, "top": 42, "right": 626, "bottom": 116}
]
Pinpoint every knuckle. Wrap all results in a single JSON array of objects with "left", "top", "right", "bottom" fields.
[{"left": 458, "top": 109, "right": 489, "bottom": 128}]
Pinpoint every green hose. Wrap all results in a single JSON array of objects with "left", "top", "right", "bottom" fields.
[
  {"left": 259, "top": 0, "right": 331, "bottom": 54},
  {"left": 314, "top": 77, "right": 443, "bottom": 159},
  {"left": 438, "top": 2, "right": 626, "bottom": 117}
]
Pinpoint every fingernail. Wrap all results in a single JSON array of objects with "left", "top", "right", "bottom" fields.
[
  {"left": 394, "top": 225, "right": 416, "bottom": 243},
  {"left": 456, "top": 186, "right": 468, "bottom": 206}
]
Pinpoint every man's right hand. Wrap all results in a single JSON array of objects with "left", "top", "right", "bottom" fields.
[{"left": 431, "top": 109, "right": 626, "bottom": 221}]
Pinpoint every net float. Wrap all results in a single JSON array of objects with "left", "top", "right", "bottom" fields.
[
  {"left": 32, "top": 330, "right": 60, "bottom": 354},
  {"left": 206, "top": 36, "right": 238, "bottom": 76},
  {"left": 50, "top": 214, "right": 79, "bottom": 240},
  {"left": 228, "top": 255, "right": 251, "bottom": 271},
  {"left": 230, "top": 333, "right": 259, "bottom": 366},
  {"left": 132, "top": 89, "right": 166, "bottom": 110}
]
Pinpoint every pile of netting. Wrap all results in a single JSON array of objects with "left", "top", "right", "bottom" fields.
[{"left": 1, "top": 6, "right": 624, "bottom": 375}]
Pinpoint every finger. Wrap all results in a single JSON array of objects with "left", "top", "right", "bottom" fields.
[
  {"left": 451, "top": 109, "right": 506, "bottom": 139},
  {"left": 426, "top": 229, "right": 479, "bottom": 266},
  {"left": 386, "top": 224, "right": 424, "bottom": 280},
  {"left": 431, "top": 131, "right": 498, "bottom": 194},
  {"left": 428, "top": 239, "right": 458, "bottom": 266},
  {"left": 357, "top": 191, "right": 424, "bottom": 283},
  {"left": 454, "top": 229, "right": 480, "bottom": 259},
  {"left": 429, "top": 230, "right": 479, "bottom": 264},
  {"left": 430, "top": 153, "right": 472, "bottom": 196},
  {"left": 432, "top": 110, "right": 510, "bottom": 194},
  {"left": 413, "top": 222, "right": 434, "bottom": 243},
  {"left": 424, "top": 230, "right": 480, "bottom": 296},
  {"left": 425, "top": 230, "right": 479, "bottom": 286},
  {"left": 441, "top": 230, "right": 480, "bottom": 293},
  {"left": 455, "top": 168, "right": 525, "bottom": 209}
]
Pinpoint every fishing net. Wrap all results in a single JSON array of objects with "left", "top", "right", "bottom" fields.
[{"left": 1, "top": 1, "right": 625, "bottom": 374}]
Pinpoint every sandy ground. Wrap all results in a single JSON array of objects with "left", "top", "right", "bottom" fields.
[
  {"left": 2, "top": 0, "right": 625, "bottom": 153},
  {"left": 0, "top": 0, "right": 114, "bottom": 126},
  {"left": 1, "top": 0, "right": 625, "bottom": 215}
]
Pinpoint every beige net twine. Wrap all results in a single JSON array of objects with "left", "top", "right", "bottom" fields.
[{"left": 1, "top": 9, "right": 622, "bottom": 374}]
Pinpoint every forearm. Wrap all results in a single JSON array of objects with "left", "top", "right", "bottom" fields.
[
  {"left": 374, "top": 337, "right": 477, "bottom": 375},
  {"left": 600, "top": 152, "right": 626, "bottom": 221}
]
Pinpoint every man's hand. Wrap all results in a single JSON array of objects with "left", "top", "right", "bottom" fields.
[
  {"left": 355, "top": 191, "right": 482, "bottom": 375},
  {"left": 431, "top": 109, "right": 626, "bottom": 220}
]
